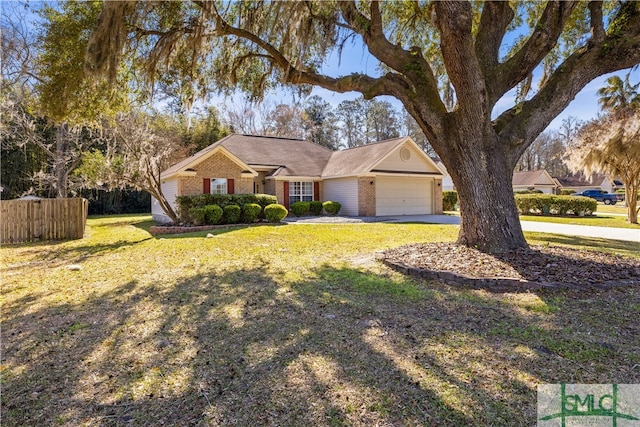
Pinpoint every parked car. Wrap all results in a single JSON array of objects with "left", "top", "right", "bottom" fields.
[{"left": 577, "top": 189, "right": 619, "bottom": 205}]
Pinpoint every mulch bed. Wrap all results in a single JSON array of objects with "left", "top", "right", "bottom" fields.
[{"left": 382, "top": 242, "right": 640, "bottom": 292}]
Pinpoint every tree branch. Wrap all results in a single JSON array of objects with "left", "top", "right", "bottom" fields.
[
  {"left": 588, "top": 1, "right": 605, "bottom": 43},
  {"left": 492, "top": 1, "right": 579, "bottom": 103},
  {"left": 338, "top": 1, "right": 445, "bottom": 115},
  {"left": 474, "top": 1, "right": 514, "bottom": 73},
  {"left": 498, "top": 19, "right": 640, "bottom": 160},
  {"left": 434, "top": 1, "right": 488, "bottom": 121}
]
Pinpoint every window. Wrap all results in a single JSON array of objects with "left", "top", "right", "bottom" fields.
[
  {"left": 210, "top": 178, "right": 227, "bottom": 194},
  {"left": 290, "top": 181, "right": 313, "bottom": 203}
]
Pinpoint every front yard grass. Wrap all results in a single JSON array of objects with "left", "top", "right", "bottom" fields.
[
  {"left": 520, "top": 213, "right": 639, "bottom": 229},
  {"left": 2, "top": 214, "right": 639, "bottom": 426}
]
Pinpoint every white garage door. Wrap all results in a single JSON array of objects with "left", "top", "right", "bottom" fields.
[{"left": 376, "top": 176, "right": 432, "bottom": 216}]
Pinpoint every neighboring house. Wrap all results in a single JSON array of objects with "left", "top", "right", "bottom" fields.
[
  {"left": 153, "top": 134, "right": 444, "bottom": 222},
  {"left": 512, "top": 169, "right": 558, "bottom": 194},
  {"left": 590, "top": 174, "right": 623, "bottom": 194},
  {"left": 555, "top": 172, "right": 623, "bottom": 194}
]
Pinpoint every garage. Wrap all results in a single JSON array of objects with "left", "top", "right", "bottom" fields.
[{"left": 376, "top": 175, "right": 433, "bottom": 216}]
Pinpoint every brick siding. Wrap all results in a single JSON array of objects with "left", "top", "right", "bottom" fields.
[
  {"left": 179, "top": 152, "right": 252, "bottom": 196},
  {"left": 358, "top": 177, "right": 376, "bottom": 216},
  {"left": 434, "top": 179, "right": 443, "bottom": 214}
]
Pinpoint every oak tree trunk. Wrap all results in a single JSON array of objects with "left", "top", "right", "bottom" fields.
[{"left": 433, "top": 118, "right": 527, "bottom": 253}]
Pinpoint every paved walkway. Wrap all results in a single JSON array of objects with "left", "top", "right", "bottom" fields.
[
  {"left": 284, "top": 214, "right": 640, "bottom": 243},
  {"left": 383, "top": 215, "right": 640, "bottom": 243}
]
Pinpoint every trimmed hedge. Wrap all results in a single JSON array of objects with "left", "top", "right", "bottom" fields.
[
  {"left": 514, "top": 189, "right": 543, "bottom": 194},
  {"left": 176, "top": 193, "right": 277, "bottom": 222},
  {"left": 203, "top": 204, "right": 223, "bottom": 224},
  {"left": 290, "top": 201, "right": 310, "bottom": 217},
  {"left": 242, "top": 203, "right": 262, "bottom": 223},
  {"left": 323, "top": 201, "right": 342, "bottom": 216},
  {"left": 310, "top": 201, "right": 323, "bottom": 216},
  {"left": 264, "top": 204, "right": 288, "bottom": 222},
  {"left": 189, "top": 204, "right": 223, "bottom": 225},
  {"left": 189, "top": 207, "right": 207, "bottom": 225},
  {"left": 222, "top": 204, "right": 241, "bottom": 224},
  {"left": 615, "top": 189, "right": 640, "bottom": 201},
  {"left": 560, "top": 189, "right": 576, "bottom": 195},
  {"left": 515, "top": 194, "right": 597, "bottom": 216},
  {"left": 442, "top": 190, "right": 458, "bottom": 211}
]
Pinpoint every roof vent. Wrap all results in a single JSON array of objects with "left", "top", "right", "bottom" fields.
[{"left": 400, "top": 148, "right": 411, "bottom": 161}]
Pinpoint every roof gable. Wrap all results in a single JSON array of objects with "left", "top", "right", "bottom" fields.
[
  {"left": 512, "top": 170, "right": 555, "bottom": 186},
  {"left": 322, "top": 137, "right": 442, "bottom": 178},
  {"left": 162, "top": 134, "right": 332, "bottom": 179},
  {"left": 162, "top": 135, "right": 254, "bottom": 179}
]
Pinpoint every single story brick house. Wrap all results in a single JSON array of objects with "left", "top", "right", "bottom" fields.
[
  {"left": 152, "top": 134, "right": 444, "bottom": 222},
  {"left": 512, "top": 169, "right": 558, "bottom": 194}
]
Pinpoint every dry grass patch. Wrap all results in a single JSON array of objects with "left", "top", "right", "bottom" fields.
[{"left": 2, "top": 214, "right": 639, "bottom": 426}]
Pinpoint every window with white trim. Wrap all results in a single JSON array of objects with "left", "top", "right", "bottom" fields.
[
  {"left": 210, "top": 178, "right": 228, "bottom": 194},
  {"left": 290, "top": 181, "right": 313, "bottom": 203}
]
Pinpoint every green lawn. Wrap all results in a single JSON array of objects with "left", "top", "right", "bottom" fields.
[
  {"left": 595, "top": 203, "right": 629, "bottom": 215},
  {"left": 520, "top": 213, "right": 639, "bottom": 229},
  {"left": 2, "top": 214, "right": 639, "bottom": 426}
]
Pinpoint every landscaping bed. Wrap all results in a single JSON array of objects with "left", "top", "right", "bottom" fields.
[{"left": 383, "top": 242, "right": 640, "bottom": 291}]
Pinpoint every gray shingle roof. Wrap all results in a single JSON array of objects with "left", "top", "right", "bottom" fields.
[
  {"left": 162, "top": 134, "right": 333, "bottom": 178},
  {"left": 512, "top": 170, "right": 554, "bottom": 186},
  {"left": 322, "top": 137, "right": 407, "bottom": 177}
]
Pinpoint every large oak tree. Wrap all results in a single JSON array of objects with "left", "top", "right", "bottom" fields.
[{"left": 87, "top": 1, "right": 640, "bottom": 252}]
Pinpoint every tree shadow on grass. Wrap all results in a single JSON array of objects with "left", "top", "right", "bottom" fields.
[
  {"left": 137, "top": 222, "right": 289, "bottom": 240},
  {"left": 2, "top": 237, "right": 154, "bottom": 271},
  {"left": 527, "top": 233, "right": 640, "bottom": 254},
  {"left": 3, "top": 262, "right": 639, "bottom": 426}
]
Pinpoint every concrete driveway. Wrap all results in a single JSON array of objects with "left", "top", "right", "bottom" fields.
[{"left": 381, "top": 215, "right": 640, "bottom": 243}]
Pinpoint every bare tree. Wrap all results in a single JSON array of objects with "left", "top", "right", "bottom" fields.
[
  {"left": 335, "top": 98, "right": 366, "bottom": 148},
  {"left": 76, "top": 113, "right": 188, "bottom": 223}
]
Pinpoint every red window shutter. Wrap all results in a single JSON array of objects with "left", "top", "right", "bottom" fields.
[
  {"left": 283, "top": 181, "right": 290, "bottom": 207},
  {"left": 228, "top": 178, "right": 235, "bottom": 194},
  {"left": 203, "top": 178, "right": 210, "bottom": 194},
  {"left": 314, "top": 182, "right": 320, "bottom": 201}
]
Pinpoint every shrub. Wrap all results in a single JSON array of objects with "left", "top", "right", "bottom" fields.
[
  {"left": 309, "top": 200, "right": 323, "bottom": 216},
  {"left": 176, "top": 193, "right": 277, "bottom": 221},
  {"left": 242, "top": 203, "right": 262, "bottom": 223},
  {"left": 560, "top": 189, "right": 576, "bottom": 195},
  {"left": 514, "top": 194, "right": 597, "bottom": 216},
  {"left": 264, "top": 204, "right": 288, "bottom": 222},
  {"left": 442, "top": 191, "right": 458, "bottom": 211},
  {"left": 189, "top": 207, "right": 207, "bottom": 225},
  {"left": 203, "top": 204, "right": 223, "bottom": 224},
  {"left": 323, "top": 201, "right": 342, "bottom": 216},
  {"left": 290, "top": 201, "right": 310, "bottom": 217},
  {"left": 567, "top": 196, "right": 597, "bottom": 216},
  {"left": 222, "top": 204, "right": 241, "bottom": 224},
  {"left": 615, "top": 189, "right": 640, "bottom": 201},
  {"left": 514, "top": 189, "right": 545, "bottom": 195}
]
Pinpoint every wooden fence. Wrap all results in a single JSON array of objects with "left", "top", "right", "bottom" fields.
[{"left": 1, "top": 198, "right": 88, "bottom": 244}]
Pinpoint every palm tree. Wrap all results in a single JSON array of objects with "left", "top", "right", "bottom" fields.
[{"left": 597, "top": 74, "right": 640, "bottom": 112}]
